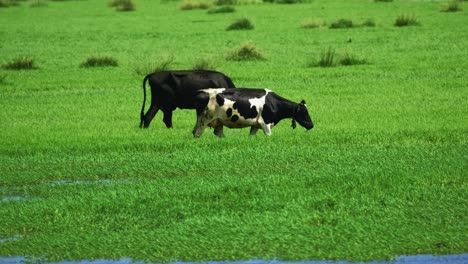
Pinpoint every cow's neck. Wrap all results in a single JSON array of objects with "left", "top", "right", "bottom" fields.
[{"left": 275, "top": 100, "right": 298, "bottom": 122}]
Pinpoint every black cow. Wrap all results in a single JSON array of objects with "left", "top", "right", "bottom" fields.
[
  {"left": 140, "top": 70, "right": 236, "bottom": 130},
  {"left": 192, "top": 88, "right": 314, "bottom": 137}
]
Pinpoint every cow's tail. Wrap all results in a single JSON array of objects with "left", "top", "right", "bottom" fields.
[{"left": 140, "top": 74, "right": 151, "bottom": 128}]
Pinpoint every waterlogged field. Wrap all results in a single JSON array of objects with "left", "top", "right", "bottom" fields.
[{"left": 0, "top": 0, "right": 467, "bottom": 262}]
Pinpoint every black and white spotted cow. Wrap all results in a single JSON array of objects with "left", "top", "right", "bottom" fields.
[{"left": 192, "top": 88, "right": 314, "bottom": 137}]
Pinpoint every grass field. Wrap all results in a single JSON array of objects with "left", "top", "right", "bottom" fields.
[{"left": 0, "top": 0, "right": 467, "bottom": 262}]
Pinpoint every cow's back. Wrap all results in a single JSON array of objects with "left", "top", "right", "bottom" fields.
[
  {"left": 209, "top": 88, "right": 270, "bottom": 128},
  {"left": 149, "top": 70, "right": 234, "bottom": 90},
  {"left": 148, "top": 70, "right": 235, "bottom": 109}
]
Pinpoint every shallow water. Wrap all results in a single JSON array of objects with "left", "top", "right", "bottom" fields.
[
  {"left": 0, "top": 254, "right": 467, "bottom": 264},
  {"left": 0, "top": 196, "right": 28, "bottom": 203},
  {"left": 1, "top": 179, "right": 129, "bottom": 204},
  {"left": 46, "top": 179, "right": 122, "bottom": 187},
  {"left": 0, "top": 235, "right": 21, "bottom": 244}
]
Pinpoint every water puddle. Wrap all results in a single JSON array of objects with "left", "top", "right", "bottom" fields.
[
  {"left": 2, "top": 179, "right": 134, "bottom": 204},
  {"left": 46, "top": 179, "right": 132, "bottom": 187},
  {"left": 1, "top": 196, "right": 29, "bottom": 203},
  {"left": 0, "top": 254, "right": 466, "bottom": 264},
  {"left": 0, "top": 235, "right": 21, "bottom": 243}
]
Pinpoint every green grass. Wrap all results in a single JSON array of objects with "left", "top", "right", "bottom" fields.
[
  {"left": 301, "top": 18, "right": 324, "bottom": 29},
  {"left": 0, "top": 0, "right": 467, "bottom": 262}
]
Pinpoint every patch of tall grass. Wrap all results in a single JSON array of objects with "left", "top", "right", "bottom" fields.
[
  {"left": 179, "top": 0, "right": 211, "bottom": 10},
  {"left": 308, "top": 48, "right": 368, "bottom": 67},
  {"left": 29, "top": 0, "right": 47, "bottom": 7},
  {"left": 192, "top": 56, "right": 219, "bottom": 71},
  {"left": 0, "top": 74, "right": 6, "bottom": 84},
  {"left": 0, "top": 0, "right": 22, "bottom": 8},
  {"left": 2, "top": 56, "right": 38, "bottom": 70},
  {"left": 340, "top": 52, "right": 368, "bottom": 66},
  {"left": 226, "top": 18, "right": 254, "bottom": 30},
  {"left": 134, "top": 54, "right": 175, "bottom": 75},
  {"left": 226, "top": 41, "right": 266, "bottom": 61},
  {"left": 207, "top": 6, "right": 235, "bottom": 14},
  {"left": 109, "top": 0, "right": 135, "bottom": 11},
  {"left": 315, "top": 47, "right": 337, "bottom": 67},
  {"left": 80, "top": 56, "right": 118, "bottom": 68},
  {"left": 394, "top": 14, "right": 420, "bottom": 27},
  {"left": 361, "top": 19, "right": 376, "bottom": 27},
  {"left": 329, "top": 18, "right": 353, "bottom": 29},
  {"left": 263, "top": 0, "right": 310, "bottom": 3},
  {"left": 214, "top": 0, "right": 236, "bottom": 5},
  {"left": 441, "top": 1, "right": 462, "bottom": 12}
]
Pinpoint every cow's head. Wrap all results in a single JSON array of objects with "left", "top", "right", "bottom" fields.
[{"left": 292, "top": 100, "right": 314, "bottom": 130}]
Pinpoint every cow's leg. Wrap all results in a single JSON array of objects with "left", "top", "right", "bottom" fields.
[
  {"left": 249, "top": 127, "right": 259, "bottom": 136},
  {"left": 260, "top": 123, "right": 272, "bottom": 136},
  {"left": 214, "top": 125, "right": 225, "bottom": 138},
  {"left": 193, "top": 112, "right": 209, "bottom": 138},
  {"left": 162, "top": 110, "right": 173, "bottom": 128},
  {"left": 211, "top": 120, "right": 225, "bottom": 138},
  {"left": 193, "top": 121, "right": 208, "bottom": 138},
  {"left": 142, "top": 105, "right": 160, "bottom": 128}
]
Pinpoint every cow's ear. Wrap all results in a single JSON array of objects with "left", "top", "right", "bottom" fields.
[{"left": 300, "top": 100, "right": 306, "bottom": 105}]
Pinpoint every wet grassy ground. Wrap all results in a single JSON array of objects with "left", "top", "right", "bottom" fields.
[{"left": 0, "top": 0, "right": 467, "bottom": 262}]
